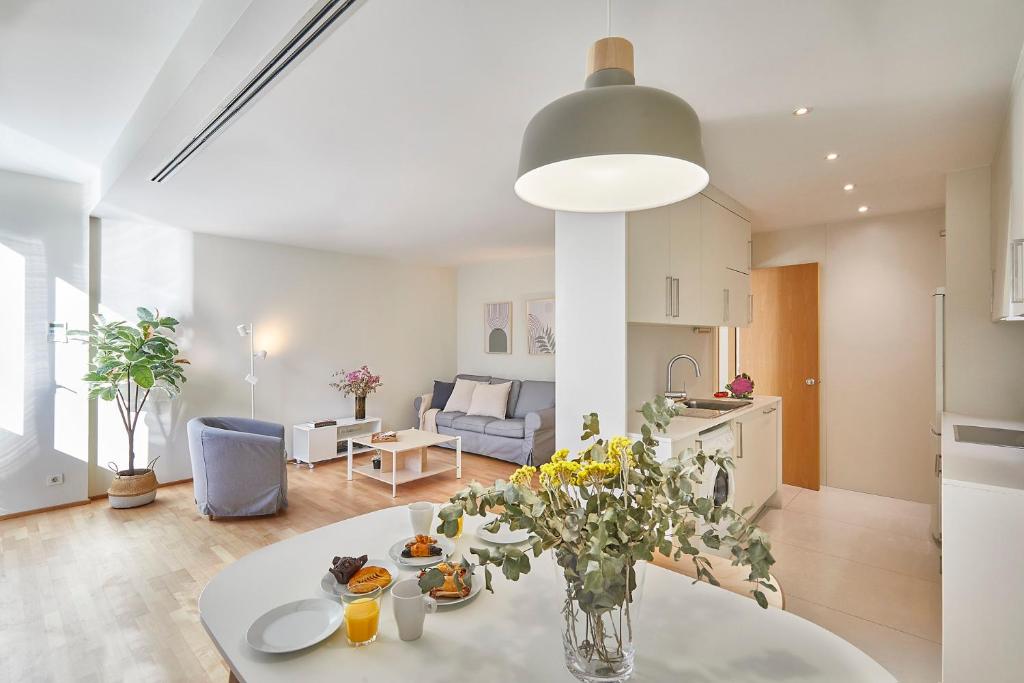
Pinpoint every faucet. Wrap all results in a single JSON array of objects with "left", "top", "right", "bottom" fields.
[{"left": 665, "top": 354, "right": 701, "bottom": 401}]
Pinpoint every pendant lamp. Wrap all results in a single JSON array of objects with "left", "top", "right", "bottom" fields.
[{"left": 515, "top": 36, "right": 709, "bottom": 213}]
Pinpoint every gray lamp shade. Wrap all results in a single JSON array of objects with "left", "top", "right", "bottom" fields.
[{"left": 515, "top": 46, "right": 709, "bottom": 213}]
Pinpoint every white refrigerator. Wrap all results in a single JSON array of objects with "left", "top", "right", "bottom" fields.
[{"left": 930, "top": 287, "right": 944, "bottom": 543}]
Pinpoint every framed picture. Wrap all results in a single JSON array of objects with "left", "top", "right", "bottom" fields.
[
  {"left": 527, "top": 298, "right": 555, "bottom": 355},
  {"left": 485, "top": 301, "right": 512, "bottom": 354}
]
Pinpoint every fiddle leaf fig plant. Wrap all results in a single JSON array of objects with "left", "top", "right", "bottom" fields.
[{"left": 70, "top": 307, "right": 189, "bottom": 475}]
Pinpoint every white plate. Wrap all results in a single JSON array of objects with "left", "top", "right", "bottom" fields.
[
  {"left": 320, "top": 558, "right": 401, "bottom": 598},
  {"left": 429, "top": 566, "right": 484, "bottom": 609},
  {"left": 476, "top": 522, "right": 531, "bottom": 546},
  {"left": 388, "top": 536, "right": 454, "bottom": 568},
  {"left": 245, "top": 598, "right": 343, "bottom": 654}
]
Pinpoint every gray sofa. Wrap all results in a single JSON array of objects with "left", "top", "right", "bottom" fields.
[
  {"left": 186, "top": 417, "right": 288, "bottom": 519},
  {"left": 414, "top": 374, "right": 555, "bottom": 465}
]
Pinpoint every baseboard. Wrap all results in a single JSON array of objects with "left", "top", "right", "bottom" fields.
[
  {"left": 0, "top": 498, "right": 90, "bottom": 522},
  {"left": 89, "top": 476, "right": 194, "bottom": 500}
]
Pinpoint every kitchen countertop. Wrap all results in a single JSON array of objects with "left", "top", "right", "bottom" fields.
[
  {"left": 629, "top": 395, "right": 782, "bottom": 441},
  {"left": 942, "top": 412, "right": 1024, "bottom": 492}
]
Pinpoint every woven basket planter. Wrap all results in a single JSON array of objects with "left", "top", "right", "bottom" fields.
[{"left": 108, "top": 469, "right": 158, "bottom": 509}]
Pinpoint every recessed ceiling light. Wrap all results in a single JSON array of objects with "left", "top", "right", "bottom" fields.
[
  {"left": 825, "top": 152, "right": 839, "bottom": 161},
  {"left": 858, "top": 205, "right": 869, "bottom": 213},
  {"left": 793, "top": 106, "right": 812, "bottom": 116},
  {"left": 843, "top": 183, "right": 855, "bottom": 192}
]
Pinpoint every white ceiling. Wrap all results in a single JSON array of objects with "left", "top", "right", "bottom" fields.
[
  {"left": 3, "top": 0, "right": 1024, "bottom": 263},
  {"left": 0, "top": 0, "right": 203, "bottom": 167}
]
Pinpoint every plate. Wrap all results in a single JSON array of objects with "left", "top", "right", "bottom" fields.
[
  {"left": 476, "top": 522, "right": 531, "bottom": 546},
  {"left": 320, "top": 558, "right": 401, "bottom": 598},
  {"left": 245, "top": 598, "right": 344, "bottom": 654},
  {"left": 388, "top": 535, "right": 455, "bottom": 568},
  {"left": 427, "top": 566, "right": 484, "bottom": 610}
]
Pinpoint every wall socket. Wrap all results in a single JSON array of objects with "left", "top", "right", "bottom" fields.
[{"left": 46, "top": 473, "right": 64, "bottom": 486}]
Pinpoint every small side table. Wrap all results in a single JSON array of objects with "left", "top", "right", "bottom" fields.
[{"left": 292, "top": 417, "right": 383, "bottom": 469}]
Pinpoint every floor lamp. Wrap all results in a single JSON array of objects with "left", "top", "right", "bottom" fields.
[{"left": 236, "top": 323, "right": 267, "bottom": 419}]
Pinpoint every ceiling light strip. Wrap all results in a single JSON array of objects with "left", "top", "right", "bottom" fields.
[{"left": 151, "top": 0, "right": 361, "bottom": 183}]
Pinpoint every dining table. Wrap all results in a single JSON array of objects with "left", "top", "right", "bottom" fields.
[{"left": 199, "top": 505, "right": 894, "bottom": 682}]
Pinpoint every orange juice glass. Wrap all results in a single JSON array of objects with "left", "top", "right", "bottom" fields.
[{"left": 343, "top": 587, "right": 382, "bottom": 646}]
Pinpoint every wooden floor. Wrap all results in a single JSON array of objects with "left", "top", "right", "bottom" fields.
[{"left": 0, "top": 450, "right": 516, "bottom": 683}]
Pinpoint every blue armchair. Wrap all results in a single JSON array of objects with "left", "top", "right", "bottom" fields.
[{"left": 186, "top": 417, "right": 288, "bottom": 519}]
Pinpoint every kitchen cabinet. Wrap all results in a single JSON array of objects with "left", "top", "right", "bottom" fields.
[
  {"left": 627, "top": 188, "right": 752, "bottom": 327},
  {"left": 991, "top": 68, "right": 1024, "bottom": 321},
  {"left": 732, "top": 404, "right": 779, "bottom": 513}
]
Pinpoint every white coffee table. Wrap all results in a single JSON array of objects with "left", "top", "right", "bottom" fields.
[{"left": 346, "top": 428, "right": 461, "bottom": 497}]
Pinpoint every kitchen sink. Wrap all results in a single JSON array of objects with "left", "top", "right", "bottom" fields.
[{"left": 670, "top": 396, "right": 753, "bottom": 418}]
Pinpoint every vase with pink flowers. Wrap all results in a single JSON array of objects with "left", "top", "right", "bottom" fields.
[
  {"left": 725, "top": 372, "right": 755, "bottom": 399},
  {"left": 330, "top": 366, "right": 382, "bottom": 420}
]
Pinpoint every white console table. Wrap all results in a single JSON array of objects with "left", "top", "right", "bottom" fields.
[{"left": 292, "top": 417, "right": 382, "bottom": 469}]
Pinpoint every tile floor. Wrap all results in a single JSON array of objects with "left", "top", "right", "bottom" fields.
[{"left": 762, "top": 485, "right": 941, "bottom": 683}]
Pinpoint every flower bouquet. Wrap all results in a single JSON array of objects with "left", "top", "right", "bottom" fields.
[
  {"left": 330, "top": 365, "right": 382, "bottom": 419},
  {"left": 725, "top": 372, "right": 755, "bottom": 399},
  {"left": 425, "top": 396, "right": 775, "bottom": 682}
]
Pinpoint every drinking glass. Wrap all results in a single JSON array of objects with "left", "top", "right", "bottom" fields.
[
  {"left": 342, "top": 586, "right": 382, "bottom": 646},
  {"left": 408, "top": 501, "right": 434, "bottom": 536}
]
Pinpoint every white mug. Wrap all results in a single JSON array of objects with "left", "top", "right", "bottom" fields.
[
  {"left": 408, "top": 501, "right": 434, "bottom": 536},
  {"left": 391, "top": 578, "right": 437, "bottom": 641}
]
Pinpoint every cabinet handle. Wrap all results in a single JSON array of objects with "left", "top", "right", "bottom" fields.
[
  {"left": 672, "top": 278, "right": 680, "bottom": 317},
  {"left": 748, "top": 293, "right": 753, "bottom": 324},
  {"left": 723, "top": 288, "right": 730, "bottom": 322},
  {"left": 762, "top": 406, "right": 777, "bottom": 414},
  {"left": 736, "top": 422, "right": 743, "bottom": 458},
  {"left": 934, "top": 453, "right": 942, "bottom": 476},
  {"left": 665, "top": 276, "right": 673, "bottom": 317},
  {"left": 748, "top": 239, "right": 753, "bottom": 273},
  {"left": 1013, "top": 239, "right": 1024, "bottom": 304}
]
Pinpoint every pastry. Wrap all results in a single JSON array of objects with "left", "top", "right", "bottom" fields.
[
  {"left": 401, "top": 535, "right": 442, "bottom": 559},
  {"left": 329, "top": 554, "right": 367, "bottom": 584},
  {"left": 419, "top": 562, "right": 471, "bottom": 599},
  {"left": 347, "top": 566, "right": 392, "bottom": 593}
]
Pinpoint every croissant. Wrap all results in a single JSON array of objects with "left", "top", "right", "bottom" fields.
[
  {"left": 348, "top": 566, "right": 392, "bottom": 593},
  {"left": 402, "top": 542, "right": 442, "bottom": 558}
]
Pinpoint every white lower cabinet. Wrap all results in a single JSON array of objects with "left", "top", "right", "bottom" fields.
[{"left": 732, "top": 405, "right": 780, "bottom": 514}]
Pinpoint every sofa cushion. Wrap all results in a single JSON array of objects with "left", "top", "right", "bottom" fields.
[
  {"left": 467, "top": 381, "right": 512, "bottom": 419},
  {"left": 451, "top": 414, "right": 498, "bottom": 434},
  {"left": 484, "top": 418, "right": 526, "bottom": 439},
  {"left": 489, "top": 377, "right": 522, "bottom": 418},
  {"left": 445, "top": 378, "right": 481, "bottom": 413},
  {"left": 429, "top": 380, "right": 456, "bottom": 410},
  {"left": 513, "top": 380, "right": 556, "bottom": 418},
  {"left": 435, "top": 411, "right": 465, "bottom": 428},
  {"left": 456, "top": 373, "right": 491, "bottom": 383}
]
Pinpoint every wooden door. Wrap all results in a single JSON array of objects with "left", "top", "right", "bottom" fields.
[{"left": 739, "top": 264, "right": 820, "bottom": 490}]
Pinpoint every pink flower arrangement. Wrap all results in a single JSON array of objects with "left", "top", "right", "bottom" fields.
[
  {"left": 725, "top": 373, "right": 754, "bottom": 399},
  {"left": 329, "top": 365, "right": 382, "bottom": 397}
]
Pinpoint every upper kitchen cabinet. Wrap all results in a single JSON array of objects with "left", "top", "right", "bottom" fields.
[
  {"left": 627, "top": 187, "right": 752, "bottom": 327},
  {"left": 991, "top": 69, "right": 1024, "bottom": 321}
]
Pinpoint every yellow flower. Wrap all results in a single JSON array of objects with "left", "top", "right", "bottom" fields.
[
  {"left": 552, "top": 448, "right": 569, "bottom": 463},
  {"left": 509, "top": 465, "right": 536, "bottom": 488},
  {"left": 574, "top": 461, "right": 620, "bottom": 485},
  {"left": 539, "top": 459, "right": 581, "bottom": 487},
  {"left": 608, "top": 435, "right": 637, "bottom": 469}
]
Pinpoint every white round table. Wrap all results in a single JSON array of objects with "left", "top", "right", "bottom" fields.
[{"left": 200, "top": 506, "right": 893, "bottom": 682}]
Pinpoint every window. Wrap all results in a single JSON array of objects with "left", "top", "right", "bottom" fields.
[{"left": 715, "top": 326, "right": 740, "bottom": 391}]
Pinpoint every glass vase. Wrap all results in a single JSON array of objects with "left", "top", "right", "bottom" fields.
[
  {"left": 354, "top": 395, "right": 366, "bottom": 420},
  {"left": 558, "top": 557, "right": 647, "bottom": 683}
]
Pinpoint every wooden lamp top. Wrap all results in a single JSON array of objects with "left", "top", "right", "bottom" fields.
[{"left": 587, "top": 37, "right": 634, "bottom": 77}]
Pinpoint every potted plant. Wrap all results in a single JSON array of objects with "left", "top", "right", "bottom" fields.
[
  {"left": 726, "top": 372, "right": 755, "bottom": 399},
  {"left": 71, "top": 308, "right": 189, "bottom": 509},
  {"left": 424, "top": 396, "right": 775, "bottom": 682},
  {"left": 329, "top": 365, "right": 382, "bottom": 420}
]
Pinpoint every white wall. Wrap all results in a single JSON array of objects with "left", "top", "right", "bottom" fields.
[
  {"left": 94, "top": 221, "right": 457, "bottom": 491},
  {"left": 456, "top": 255, "right": 554, "bottom": 380},
  {"left": 0, "top": 170, "right": 90, "bottom": 516},
  {"left": 753, "top": 208, "right": 945, "bottom": 503},
  {"left": 946, "top": 167, "right": 1024, "bottom": 420},
  {"left": 555, "top": 212, "right": 627, "bottom": 448}
]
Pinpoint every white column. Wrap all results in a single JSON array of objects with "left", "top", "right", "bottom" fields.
[{"left": 555, "top": 211, "right": 628, "bottom": 450}]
